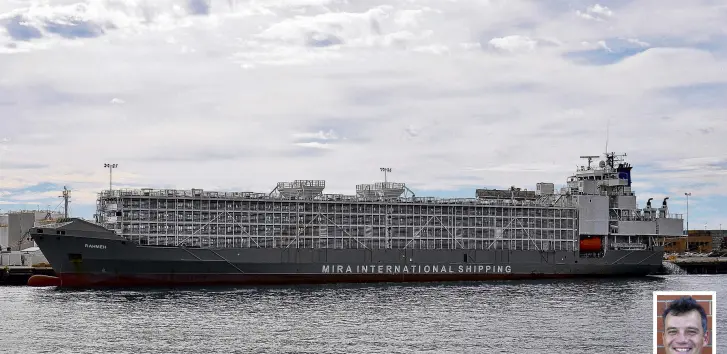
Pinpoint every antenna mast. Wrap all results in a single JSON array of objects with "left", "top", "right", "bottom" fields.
[
  {"left": 60, "top": 186, "right": 71, "bottom": 218},
  {"left": 605, "top": 118, "right": 610, "bottom": 154},
  {"left": 579, "top": 156, "right": 600, "bottom": 169}
]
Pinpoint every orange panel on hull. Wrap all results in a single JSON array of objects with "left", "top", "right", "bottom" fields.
[
  {"left": 27, "top": 274, "right": 61, "bottom": 287},
  {"left": 580, "top": 237, "right": 602, "bottom": 252}
]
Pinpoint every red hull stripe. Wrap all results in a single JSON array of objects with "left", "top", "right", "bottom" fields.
[{"left": 55, "top": 272, "right": 637, "bottom": 288}]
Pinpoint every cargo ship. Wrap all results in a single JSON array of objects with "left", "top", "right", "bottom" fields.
[{"left": 30, "top": 152, "right": 684, "bottom": 287}]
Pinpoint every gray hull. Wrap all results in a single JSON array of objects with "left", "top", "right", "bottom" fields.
[{"left": 31, "top": 220, "right": 664, "bottom": 287}]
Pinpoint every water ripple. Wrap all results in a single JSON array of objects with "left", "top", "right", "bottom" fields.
[{"left": 1, "top": 276, "right": 724, "bottom": 354}]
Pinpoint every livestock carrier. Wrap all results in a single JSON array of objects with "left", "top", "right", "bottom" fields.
[{"left": 30, "top": 152, "right": 684, "bottom": 287}]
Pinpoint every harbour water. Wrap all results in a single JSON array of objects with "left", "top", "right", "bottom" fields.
[{"left": 1, "top": 275, "right": 724, "bottom": 353}]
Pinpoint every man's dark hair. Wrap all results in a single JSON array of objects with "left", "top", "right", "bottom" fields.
[{"left": 662, "top": 296, "right": 708, "bottom": 333}]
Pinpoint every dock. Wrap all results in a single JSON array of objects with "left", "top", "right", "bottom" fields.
[
  {"left": 0, "top": 266, "right": 56, "bottom": 285},
  {"left": 662, "top": 256, "right": 727, "bottom": 274}
]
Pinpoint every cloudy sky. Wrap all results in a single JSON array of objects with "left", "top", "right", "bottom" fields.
[{"left": 0, "top": 0, "right": 725, "bottom": 230}]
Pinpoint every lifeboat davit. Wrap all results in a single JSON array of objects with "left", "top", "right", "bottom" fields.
[
  {"left": 579, "top": 237, "right": 602, "bottom": 252},
  {"left": 27, "top": 274, "right": 61, "bottom": 287}
]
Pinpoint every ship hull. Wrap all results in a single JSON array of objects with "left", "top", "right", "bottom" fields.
[{"left": 31, "top": 221, "right": 664, "bottom": 288}]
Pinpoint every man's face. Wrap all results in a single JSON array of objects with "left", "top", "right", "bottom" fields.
[{"left": 663, "top": 309, "right": 709, "bottom": 354}]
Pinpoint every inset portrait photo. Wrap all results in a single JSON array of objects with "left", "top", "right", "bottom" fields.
[{"left": 654, "top": 291, "right": 717, "bottom": 354}]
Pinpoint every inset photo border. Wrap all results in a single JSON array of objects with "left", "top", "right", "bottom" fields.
[{"left": 654, "top": 291, "right": 717, "bottom": 354}]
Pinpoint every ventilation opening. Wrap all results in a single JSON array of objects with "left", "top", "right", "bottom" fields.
[{"left": 463, "top": 253, "right": 467, "bottom": 263}]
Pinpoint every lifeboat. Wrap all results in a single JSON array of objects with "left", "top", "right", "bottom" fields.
[{"left": 579, "top": 237, "right": 602, "bottom": 252}]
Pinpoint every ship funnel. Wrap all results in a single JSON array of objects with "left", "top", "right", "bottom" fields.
[{"left": 659, "top": 197, "right": 670, "bottom": 218}]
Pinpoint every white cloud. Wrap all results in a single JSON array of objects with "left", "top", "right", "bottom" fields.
[
  {"left": 0, "top": 0, "right": 726, "bottom": 224},
  {"left": 395, "top": 8, "right": 433, "bottom": 28},
  {"left": 626, "top": 38, "right": 649, "bottom": 47},
  {"left": 293, "top": 129, "right": 339, "bottom": 141},
  {"left": 576, "top": 4, "right": 613, "bottom": 22},
  {"left": 488, "top": 35, "right": 537, "bottom": 53},
  {"left": 589, "top": 5, "right": 613, "bottom": 17},
  {"left": 294, "top": 141, "right": 334, "bottom": 149}
]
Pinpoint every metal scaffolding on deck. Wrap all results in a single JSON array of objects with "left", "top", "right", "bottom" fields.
[{"left": 95, "top": 181, "right": 579, "bottom": 251}]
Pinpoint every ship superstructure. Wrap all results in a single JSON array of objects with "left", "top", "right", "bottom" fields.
[
  {"left": 95, "top": 179, "right": 584, "bottom": 251},
  {"left": 30, "top": 152, "right": 684, "bottom": 287}
]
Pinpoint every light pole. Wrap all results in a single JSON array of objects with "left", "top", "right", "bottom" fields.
[
  {"left": 684, "top": 192, "right": 691, "bottom": 251},
  {"left": 380, "top": 167, "right": 391, "bottom": 183},
  {"left": 104, "top": 163, "right": 118, "bottom": 192}
]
